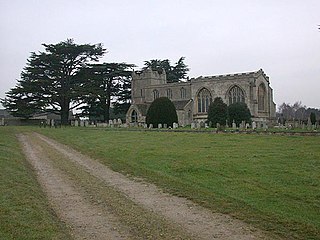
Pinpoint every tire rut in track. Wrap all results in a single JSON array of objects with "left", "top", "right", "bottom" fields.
[{"left": 19, "top": 132, "right": 268, "bottom": 239}]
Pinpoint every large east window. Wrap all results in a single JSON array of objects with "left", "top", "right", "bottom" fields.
[
  {"left": 228, "top": 85, "right": 245, "bottom": 105},
  {"left": 258, "top": 84, "right": 266, "bottom": 111},
  {"left": 197, "top": 88, "right": 212, "bottom": 113}
]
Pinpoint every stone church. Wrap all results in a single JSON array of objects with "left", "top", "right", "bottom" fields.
[{"left": 126, "top": 68, "right": 276, "bottom": 127}]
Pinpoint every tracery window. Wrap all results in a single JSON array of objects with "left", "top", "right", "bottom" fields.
[
  {"left": 197, "top": 88, "right": 212, "bottom": 113},
  {"left": 228, "top": 85, "right": 245, "bottom": 105},
  {"left": 131, "top": 110, "right": 137, "bottom": 123},
  {"left": 180, "top": 87, "right": 186, "bottom": 99},
  {"left": 166, "top": 89, "right": 172, "bottom": 99},
  {"left": 258, "top": 84, "right": 266, "bottom": 111},
  {"left": 153, "top": 89, "right": 159, "bottom": 100}
]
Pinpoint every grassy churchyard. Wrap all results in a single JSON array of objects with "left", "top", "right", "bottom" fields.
[{"left": 1, "top": 126, "right": 319, "bottom": 239}]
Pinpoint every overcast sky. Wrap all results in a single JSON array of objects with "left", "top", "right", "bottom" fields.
[{"left": 1, "top": 0, "right": 319, "bottom": 109}]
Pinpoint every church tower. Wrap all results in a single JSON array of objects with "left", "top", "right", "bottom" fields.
[{"left": 131, "top": 68, "right": 167, "bottom": 105}]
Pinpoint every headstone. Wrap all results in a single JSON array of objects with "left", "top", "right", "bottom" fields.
[
  {"left": 302, "top": 122, "right": 305, "bottom": 130},
  {"left": 51, "top": 119, "right": 55, "bottom": 127},
  {"left": 158, "top": 123, "right": 162, "bottom": 129},
  {"left": 216, "top": 123, "right": 220, "bottom": 129},
  {"left": 109, "top": 120, "right": 113, "bottom": 127},
  {"left": 245, "top": 123, "right": 250, "bottom": 129},
  {"left": 173, "top": 122, "right": 178, "bottom": 129},
  {"left": 252, "top": 121, "right": 257, "bottom": 130},
  {"left": 74, "top": 120, "right": 79, "bottom": 127},
  {"left": 80, "top": 120, "right": 84, "bottom": 127},
  {"left": 1, "top": 118, "right": 4, "bottom": 126},
  {"left": 262, "top": 122, "right": 267, "bottom": 130},
  {"left": 149, "top": 124, "right": 153, "bottom": 129},
  {"left": 205, "top": 123, "right": 209, "bottom": 128},
  {"left": 191, "top": 122, "right": 196, "bottom": 129},
  {"left": 163, "top": 124, "right": 167, "bottom": 128},
  {"left": 307, "top": 117, "right": 312, "bottom": 130},
  {"left": 117, "top": 118, "right": 122, "bottom": 125},
  {"left": 144, "top": 123, "right": 148, "bottom": 128},
  {"left": 232, "top": 120, "right": 236, "bottom": 129},
  {"left": 113, "top": 119, "right": 117, "bottom": 125},
  {"left": 200, "top": 121, "right": 205, "bottom": 128}
]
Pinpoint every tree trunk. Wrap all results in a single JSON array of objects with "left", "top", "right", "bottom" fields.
[{"left": 60, "top": 98, "right": 70, "bottom": 125}]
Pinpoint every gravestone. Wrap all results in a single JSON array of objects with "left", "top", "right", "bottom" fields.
[
  {"left": 191, "top": 122, "right": 196, "bottom": 129},
  {"left": 80, "top": 120, "right": 84, "bottom": 127},
  {"left": 173, "top": 122, "right": 178, "bottom": 129},
  {"left": 74, "top": 120, "right": 78, "bottom": 127},
  {"left": 216, "top": 123, "right": 220, "bottom": 129},
  {"left": 113, "top": 119, "right": 117, "bottom": 125},
  {"left": 158, "top": 123, "right": 162, "bottom": 129},
  {"left": 149, "top": 124, "right": 153, "bottom": 129},
  {"left": 252, "top": 121, "right": 256, "bottom": 130},
  {"left": 1, "top": 118, "right": 4, "bottom": 126},
  {"left": 143, "top": 123, "right": 148, "bottom": 128},
  {"left": 109, "top": 120, "right": 113, "bottom": 127},
  {"left": 307, "top": 117, "right": 312, "bottom": 130},
  {"left": 205, "top": 123, "right": 209, "bottom": 128},
  {"left": 163, "top": 124, "right": 167, "bottom": 128},
  {"left": 232, "top": 120, "right": 236, "bottom": 129},
  {"left": 51, "top": 119, "right": 55, "bottom": 127},
  {"left": 117, "top": 118, "right": 122, "bottom": 125},
  {"left": 200, "top": 121, "right": 205, "bottom": 128},
  {"left": 245, "top": 123, "right": 250, "bottom": 129}
]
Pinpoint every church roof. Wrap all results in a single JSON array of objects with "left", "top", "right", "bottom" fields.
[
  {"left": 190, "top": 69, "right": 269, "bottom": 83},
  {"left": 135, "top": 104, "right": 149, "bottom": 115},
  {"left": 172, "top": 100, "right": 191, "bottom": 110}
]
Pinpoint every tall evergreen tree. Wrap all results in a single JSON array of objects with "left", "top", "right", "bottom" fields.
[
  {"left": 80, "top": 62, "right": 134, "bottom": 122},
  {"left": 143, "top": 57, "right": 189, "bottom": 82},
  {"left": 1, "top": 39, "right": 105, "bottom": 125},
  {"left": 207, "top": 97, "right": 228, "bottom": 127},
  {"left": 228, "top": 102, "right": 252, "bottom": 126}
]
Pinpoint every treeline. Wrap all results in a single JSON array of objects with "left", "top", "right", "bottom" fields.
[
  {"left": 1, "top": 39, "right": 189, "bottom": 125},
  {"left": 277, "top": 101, "right": 320, "bottom": 123}
]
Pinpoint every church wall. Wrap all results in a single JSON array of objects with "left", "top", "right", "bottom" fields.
[{"left": 127, "top": 69, "right": 276, "bottom": 126}]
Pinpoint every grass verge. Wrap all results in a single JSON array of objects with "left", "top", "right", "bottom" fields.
[
  {"left": 0, "top": 127, "right": 71, "bottom": 240},
  {"left": 30, "top": 127, "right": 320, "bottom": 239}
]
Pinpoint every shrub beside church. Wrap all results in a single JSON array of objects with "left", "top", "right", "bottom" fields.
[{"left": 146, "top": 97, "right": 178, "bottom": 127}]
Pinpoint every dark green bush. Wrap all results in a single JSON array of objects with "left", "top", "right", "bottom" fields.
[
  {"left": 228, "top": 102, "right": 252, "bottom": 126},
  {"left": 208, "top": 97, "right": 228, "bottom": 127},
  {"left": 146, "top": 97, "right": 178, "bottom": 127}
]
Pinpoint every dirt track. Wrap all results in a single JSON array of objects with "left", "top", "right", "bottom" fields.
[{"left": 18, "top": 132, "right": 267, "bottom": 239}]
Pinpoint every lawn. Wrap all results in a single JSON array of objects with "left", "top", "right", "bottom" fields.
[
  {"left": 0, "top": 127, "right": 71, "bottom": 240},
  {"left": 36, "top": 127, "right": 320, "bottom": 239}
]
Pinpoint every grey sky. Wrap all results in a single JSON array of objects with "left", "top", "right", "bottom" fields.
[{"left": 1, "top": 0, "right": 319, "bottom": 108}]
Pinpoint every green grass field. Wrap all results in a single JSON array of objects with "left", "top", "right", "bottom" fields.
[
  {"left": 1, "top": 126, "right": 319, "bottom": 239},
  {"left": 36, "top": 127, "right": 320, "bottom": 240},
  {"left": 0, "top": 127, "right": 71, "bottom": 240}
]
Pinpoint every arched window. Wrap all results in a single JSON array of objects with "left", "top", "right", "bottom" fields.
[
  {"left": 153, "top": 89, "right": 159, "bottom": 100},
  {"left": 258, "top": 84, "right": 266, "bottom": 111},
  {"left": 197, "top": 88, "right": 212, "bottom": 113},
  {"left": 180, "top": 87, "right": 186, "bottom": 99},
  {"left": 228, "top": 85, "right": 245, "bottom": 105},
  {"left": 131, "top": 110, "right": 137, "bottom": 123},
  {"left": 166, "top": 89, "right": 172, "bottom": 99}
]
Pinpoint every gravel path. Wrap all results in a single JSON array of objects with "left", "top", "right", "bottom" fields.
[{"left": 18, "top": 132, "right": 267, "bottom": 240}]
